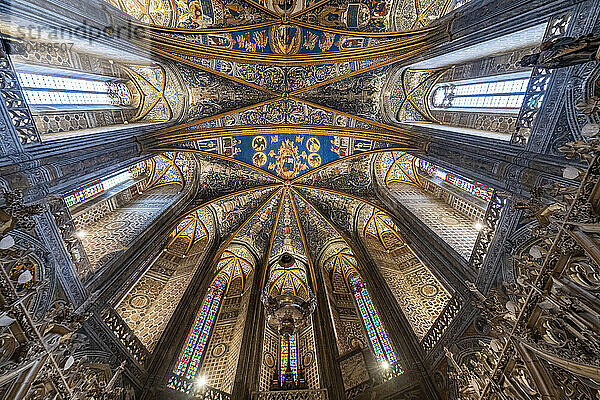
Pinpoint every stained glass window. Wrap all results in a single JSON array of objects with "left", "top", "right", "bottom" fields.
[
  {"left": 419, "top": 160, "right": 493, "bottom": 201},
  {"left": 17, "top": 72, "right": 130, "bottom": 107},
  {"left": 64, "top": 170, "right": 134, "bottom": 207},
  {"left": 325, "top": 245, "right": 400, "bottom": 368},
  {"left": 170, "top": 280, "right": 225, "bottom": 384},
  {"left": 431, "top": 76, "right": 530, "bottom": 111},
  {"left": 348, "top": 274, "right": 399, "bottom": 366},
  {"left": 169, "top": 246, "right": 255, "bottom": 392},
  {"left": 289, "top": 334, "right": 298, "bottom": 383},
  {"left": 280, "top": 334, "right": 298, "bottom": 385}
]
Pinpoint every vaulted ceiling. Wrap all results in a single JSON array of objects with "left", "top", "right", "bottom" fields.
[
  {"left": 107, "top": 0, "right": 461, "bottom": 308},
  {"left": 104, "top": 0, "right": 468, "bottom": 385}
]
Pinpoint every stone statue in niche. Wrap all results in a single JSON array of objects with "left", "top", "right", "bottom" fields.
[{"left": 520, "top": 34, "right": 600, "bottom": 68}]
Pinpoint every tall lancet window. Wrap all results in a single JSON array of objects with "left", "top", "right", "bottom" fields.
[
  {"left": 280, "top": 334, "right": 299, "bottom": 385},
  {"left": 168, "top": 246, "right": 254, "bottom": 393},
  {"left": 430, "top": 74, "right": 530, "bottom": 112},
  {"left": 17, "top": 72, "right": 130, "bottom": 108},
  {"left": 348, "top": 272, "right": 398, "bottom": 366},
  {"left": 171, "top": 279, "right": 225, "bottom": 386},
  {"left": 327, "top": 246, "right": 400, "bottom": 368}
]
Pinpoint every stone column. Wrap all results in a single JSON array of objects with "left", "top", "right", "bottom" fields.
[
  {"left": 309, "top": 254, "right": 346, "bottom": 400},
  {"left": 230, "top": 253, "right": 267, "bottom": 400}
]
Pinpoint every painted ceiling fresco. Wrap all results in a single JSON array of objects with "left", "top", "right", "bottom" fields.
[
  {"left": 183, "top": 99, "right": 382, "bottom": 130},
  {"left": 296, "top": 64, "right": 388, "bottom": 120},
  {"left": 190, "top": 133, "right": 377, "bottom": 180},
  {"left": 176, "top": 63, "right": 272, "bottom": 120},
  {"left": 387, "top": 67, "right": 447, "bottom": 123},
  {"left": 271, "top": 191, "right": 306, "bottom": 257},
  {"left": 169, "top": 208, "right": 213, "bottom": 251},
  {"left": 163, "top": 27, "right": 384, "bottom": 54},
  {"left": 107, "top": 0, "right": 454, "bottom": 31},
  {"left": 100, "top": 0, "right": 475, "bottom": 364},
  {"left": 105, "top": 0, "right": 455, "bottom": 70},
  {"left": 172, "top": 54, "right": 391, "bottom": 93},
  {"left": 125, "top": 64, "right": 183, "bottom": 122}
]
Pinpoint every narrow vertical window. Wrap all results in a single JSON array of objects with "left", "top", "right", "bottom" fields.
[
  {"left": 169, "top": 280, "right": 225, "bottom": 390},
  {"left": 348, "top": 274, "right": 398, "bottom": 366},
  {"left": 280, "top": 333, "right": 299, "bottom": 385}
]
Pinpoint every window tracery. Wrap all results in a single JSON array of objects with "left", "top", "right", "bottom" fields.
[
  {"left": 17, "top": 72, "right": 131, "bottom": 107},
  {"left": 280, "top": 333, "right": 299, "bottom": 385},
  {"left": 169, "top": 245, "right": 255, "bottom": 392},
  {"left": 324, "top": 246, "right": 399, "bottom": 366},
  {"left": 171, "top": 279, "right": 226, "bottom": 384},
  {"left": 430, "top": 76, "right": 530, "bottom": 111}
]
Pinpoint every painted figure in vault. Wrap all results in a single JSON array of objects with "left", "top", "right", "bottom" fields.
[
  {"left": 315, "top": 3, "right": 371, "bottom": 28},
  {"left": 176, "top": 0, "right": 265, "bottom": 28},
  {"left": 307, "top": 153, "right": 322, "bottom": 168},
  {"left": 306, "top": 137, "right": 320, "bottom": 153},
  {"left": 207, "top": 33, "right": 233, "bottom": 48},
  {"left": 253, "top": 136, "right": 268, "bottom": 151},
  {"left": 253, "top": 152, "right": 268, "bottom": 167},
  {"left": 271, "top": 25, "right": 302, "bottom": 54},
  {"left": 275, "top": 0, "right": 295, "bottom": 14},
  {"left": 318, "top": 6, "right": 347, "bottom": 26},
  {"left": 223, "top": 138, "right": 241, "bottom": 156},
  {"left": 187, "top": 1, "right": 212, "bottom": 25}
]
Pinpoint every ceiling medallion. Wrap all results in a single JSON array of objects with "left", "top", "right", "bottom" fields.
[{"left": 276, "top": 139, "right": 302, "bottom": 180}]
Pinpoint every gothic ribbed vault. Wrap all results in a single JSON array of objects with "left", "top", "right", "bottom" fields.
[{"left": 1, "top": 0, "right": 600, "bottom": 399}]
